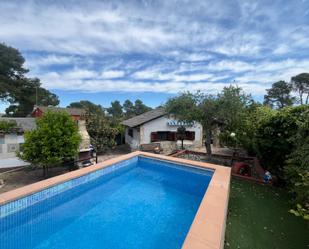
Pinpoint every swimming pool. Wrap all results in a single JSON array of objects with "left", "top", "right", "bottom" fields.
[{"left": 0, "top": 152, "right": 231, "bottom": 249}]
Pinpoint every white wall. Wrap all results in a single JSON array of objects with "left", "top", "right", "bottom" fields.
[
  {"left": 125, "top": 127, "right": 140, "bottom": 150},
  {"left": 0, "top": 134, "right": 23, "bottom": 159},
  {"left": 140, "top": 116, "right": 203, "bottom": 146}
]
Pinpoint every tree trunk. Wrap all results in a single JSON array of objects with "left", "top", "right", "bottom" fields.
[
  {"left": 205, "top": 129, "right": 212, "bottom": 156},
  {"left": 42, "top": 165, "right": 48, "bottom": 178},
  {"left": 181, "top": 139, "right": 184, "bottom": 150}
]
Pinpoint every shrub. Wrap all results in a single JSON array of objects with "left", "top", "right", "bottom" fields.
[
  {"left": 244, "top": 106, "right": 308, "bottom": 177},
  {"left": 19, "top": 111, "right": 81, "bottom": 177},
  {"left": 284, "top": 107, "right": 309, "bottom": 219}
]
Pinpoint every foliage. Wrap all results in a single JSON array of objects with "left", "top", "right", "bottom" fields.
[
  {"left": 134, "top": 99, "right": 152, "bottom": 115},
  {"left": 243, "top": 106, "right": 308, "bottom": 177},
  {"left": 216, "top": 86, "right": 253, "bottom": 147},
  {"left": 122, "top": 99, "right": 152, "bottom": 119},
  {"left": 239, "top": 104, "right": 309, "bottom": 220},
  {"left": 107, "top": 100, "right": 123, "bottom": 119},
  {"left": 0, "top": 43, "right": 59, "bottom": 116},
  {"left": 165, "top": 91, "right": 219, "bottom": 154},
  {"left": 264, "top": 81, "right": 295, "bottom": 108},
  {"left": 67, "top": 100, "right": 119, "bottom": 151},
  {"left": 123, "top": 99, "right": 135, "bottom": 118},
  {"left": 291, "top": 73, "right": 309, "bottom": 105},
  {"left": 0, "top": 120, "right": 18, "bottom": 133},
  {"left": 86, "top": 114, "right": 118, "bottom": 152},
  {"left": 67, "top": 100, "right": 105, "bottom": 117},
  {"left": 284, "top": 107, "right": 309, "bottom": 219},
  {"left": 18, "top": 112, "right": 81, "bottom": 177}
]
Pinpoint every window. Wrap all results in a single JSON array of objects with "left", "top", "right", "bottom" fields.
[
  {"left": 151, "top": 131, "right": 176, "bottom": 142},
  {"left": 157, "top": 131, "right": 168, "bottom": 141},
  {"left": 185, "top": 131, "right": 195, "bottom": 141},
  {"left": 128, "top": 128, "right": 133, "bottom": 137}
]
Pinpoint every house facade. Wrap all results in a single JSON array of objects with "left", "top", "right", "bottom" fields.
[
  {"left": 32, "top": 106, "right": 85, "bottom": 121},
  {"left": 0, "top": 118, "right": 36, "bottom": 168},
  {"left": 122, "top": 108, "right": 203, "bottom": 153}
]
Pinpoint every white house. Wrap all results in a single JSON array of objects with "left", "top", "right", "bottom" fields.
[
  {"left": 0, "top": 118, "right": 36, "bottom": 168},
  {"left": 122, "top": 107, "right": 203, "bottom": 153}
]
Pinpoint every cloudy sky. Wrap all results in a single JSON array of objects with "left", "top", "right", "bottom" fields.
[{"left": 1, "top": 0, "right": 309, "bottom": 109}]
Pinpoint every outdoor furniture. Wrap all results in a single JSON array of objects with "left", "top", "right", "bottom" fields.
[{"left": 139, "top": 143, "right": 162, "bottom": 154}]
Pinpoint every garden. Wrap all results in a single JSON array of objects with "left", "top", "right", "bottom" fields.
[{"left": 166, "top": 84, "right": 309, "bottom": 222}]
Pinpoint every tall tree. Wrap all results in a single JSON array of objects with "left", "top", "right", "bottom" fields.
[
  {"left": 67, "top": 100, "right": 105, "bottom": 117},
  {"left": 264, "top": 81, "right": 295, "bottom": 108},
  {"left": 18, "top": 111, "right": 81, "bottom": 177},
  {"left": 0, "top": 43, "right": 28, "bottom": 99},
  {"left": 123, "top": 99, "right": 135, "bottom": 118},
  {"left": 291, "top": 73, "right": 309, "bottom": 105},
  {"left": 107, "top": 100, "right": 123, "bottom": 119},
  {"left": 86, "top": 114, "right": 118, "bottom": 152},
  {"left": 218, "top": 86, "right": 252, "bottom": 129},
  {"left": 134, "top": 99, "right": 152, "bottom": 115},
  {"left": 165, "top": 92, "right": 219, "bottom": 155},
  {"left": 0, "top": 43, "right": 59, "bottom": 116}
]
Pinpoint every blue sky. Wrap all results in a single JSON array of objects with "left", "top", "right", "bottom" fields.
[{"left": 1, "top": 0, "right": 309, "bottom": 111}]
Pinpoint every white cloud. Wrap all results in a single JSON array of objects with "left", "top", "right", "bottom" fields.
[
  {"left": 64, "top": 69, "right": 97, "bottom": 79},
  {"left": 100, "top": 70, "right": 125, "bottom": 78},
  {"left": 1, "top": 0, "right": 309, "bottom": 100}
]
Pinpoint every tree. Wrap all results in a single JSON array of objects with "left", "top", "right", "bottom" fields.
[
  {"left": 0, "top": 43, "right": 28, "bottom": 99},
  {"left": 107, "top": 101, "right": 123, "bottom": 119},
  {"left": 86, "top": 114, "right": 118, "bottom": 152},
  {"left": 291, "top": 73, "right": 309, "bottom": 105},
  {"left": 134, "top": 99, "right": 152, "bottom": 115},
  {"left": 68, "top": 100, "right": 105, "bottom": 117},
  {"left": 0, "top": 43, "right": 59, "bottom": 116},
  {"left": 165, "top": 92, "right": 219, "bottom": 155},
  {"left": 19, "top": 111, "right": 81, "bottom": 177},
  {"left": 217, "top": 86, "right": 252, "bottom": 139},
  {"left": 244, "top": 105, "right": 308, "bottom": 177},
  {"left": 123, "top": 99, "right": 135, "bottom": 118},
  {"left": 177, "top": 126, "right": 186, "bottom": 149},
  {"left": 264, "top": 81, "right": 295, "bottom": 108}
]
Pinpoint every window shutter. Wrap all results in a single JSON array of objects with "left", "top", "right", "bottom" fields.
[
  {"left": 151, "top": 132, "right": 158, "bottom": 142},
  {"left": 171, "top": 132, "right": 177, "bottom": 141},
  {"left": 189, "top": 131, "right": 195, "bottom": 140},
  {"left": 185, "top": 131, "right": 195, "bottom": 140}
]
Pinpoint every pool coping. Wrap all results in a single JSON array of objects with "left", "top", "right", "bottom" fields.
[{"left": 0, "top": 151, "right": 231, "bottom": 249}]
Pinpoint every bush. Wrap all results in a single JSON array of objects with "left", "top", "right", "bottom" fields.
[
  {"left": 284, "top": 107, "right": 309, "bottom": 219},
  {"left": 242, "top": 105, "right": 309, "bottom": 219},
  {"left": 0, "top": 120, "right": 17, "bottom": 133},
  {"left": 19, "top": 111, "right": 81, "bottom": 177},
  {"left": 244, "top": 106, "right": 308, "bottom": 177}
]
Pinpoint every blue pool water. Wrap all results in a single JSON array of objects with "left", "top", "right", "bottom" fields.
[{"left": 0, "top": 156, "right": 213, "bottom": 249}]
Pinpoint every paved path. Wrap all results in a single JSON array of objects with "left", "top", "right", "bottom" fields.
[{"left": 0, "top": 157, "right": 29, "bottom": 169}]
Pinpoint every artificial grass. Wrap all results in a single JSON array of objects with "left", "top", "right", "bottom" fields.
[{"left": 225, "top": 179, "right": 309, "bottom": 249}]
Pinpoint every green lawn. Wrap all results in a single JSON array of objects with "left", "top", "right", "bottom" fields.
[{"left": 225, "top": 179, "right": 309, "bottom": 249}]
